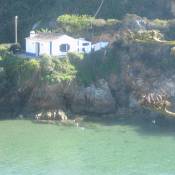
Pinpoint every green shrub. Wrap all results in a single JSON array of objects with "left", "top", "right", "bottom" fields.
[
  {"left": 92, "top": 19, "right": 106, "bottom": 27},
  {"left": 1, "top": 54, "right": 40, "bottom": 87},
  {"left": 68, "top": 49, "right": 119, "bottom": 85},
  {"left": 1, "top": 54, "right": 77, "bottom": 86},
  {"left": 152, "top": 19, "right": 169, "bottom": 27},
  {"left": 106, "top": 19, "right": 120, "bottom": 26},
  {"left": 133, "top": 30, "right": 164, "bottom": 41},
  {"left": 39, "top": 55, "right": 77, "bottom": 84},
  {"left": 0, "top": 44, "right": 8, "bottom": 52},
  {"left": 57, "top": 14, "right": 94, "bottom": 33},
  {"left": 36, "top": 28, "right": 51, "bottom": 33},
  {"left": 0, "top": 49, "right": 118, "bottom": 87},
  {"left": 68, "top": 52, "right": 85, "bottom": 64},
  {"left": 0, "top": 44, "right": 11, "bottom": 56}
]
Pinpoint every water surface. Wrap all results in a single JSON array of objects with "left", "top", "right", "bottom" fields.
[{"left": 0, "top": 119, "right": 175, "bottom": 175}]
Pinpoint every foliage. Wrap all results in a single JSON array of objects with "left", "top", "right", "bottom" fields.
[
  {"left": 1, "top": 54, "right": 40, "bottom": 87},
  {"left": 0, "top": 44, "right": 11, "bottom": 56},
  {"left": 0, "top": 44, "right": 9, "bottom": 52},
  {"left": 0, "top": 0, "right": 172, "bottom": 43},
  {"left": 36, "top": 28, "right": 52, "bottom": 33},
  {"left": 56, "top": 15, "right": 120, "bottom": 36},
  {"left": 67, "top": 52, "right": 85, "bottom": 63},
  {"left": 106, "top": 19, "right": 120, "bottom": 26},
  {"left": 152, "top": 19, "right": 169, "bottom": 27},
  {"left": 57, "top": 14, "right": 94, "bottom": 33},
  {"left": 39, "top": 55, "right": 77, "bottom": 84},
  {"left": 20, "top": 59, "right": 40, "bottom": 82},
  {"left": 0, "top": 53, "right": 77, "bottom": 87},
  {"left": 133, "top": 30, "right": 164, "bottom": 41},
  {"left": 91, "top": 18, "right": 120, "bottom": 28},
  {"left": 68, "top": 49, "right": 119, "bottom": 85},
  {"left": 92, "top": 19, "right": 106, "bottom": 27}
]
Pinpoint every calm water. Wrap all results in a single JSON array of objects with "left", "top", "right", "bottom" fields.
[{"left": 0, "top": 119, "right": 175, "bottom": 175}]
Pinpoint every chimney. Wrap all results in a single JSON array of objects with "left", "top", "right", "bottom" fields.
[
  {"left": 30, "top": 30, "right": 36, "bottom": 37},
  {"left": 15, "top": 16, "right": 18, "bottom": 44}
]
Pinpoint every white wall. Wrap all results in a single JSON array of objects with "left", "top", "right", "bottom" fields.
[
  {"left": 92, "top": 42, "right": 109, "bottom": 52},
  {"left": 26, "top": 34, "right": 107, "bottom": 57},
  {"left": 40, "top": 41, "right": 50, "bottom": 55},
  {"left": 26, "top": 39, "right": 36, "bottom": 54},
  {"left": 26, "top": 39, "right": 51, "bottom": 56},
  {"left": 77, "top": 39, "right": 92, "bottom": 53},
  {"left": 52, "top": 35, "right": 78, "bottom": 56}
]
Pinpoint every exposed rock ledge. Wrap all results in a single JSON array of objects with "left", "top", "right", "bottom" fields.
[
  {"left": 71, "top": 79, "right": 116, "bottom": 114},
  {"left": 22, "top": 79, "right": 116, "bottom": 117}
]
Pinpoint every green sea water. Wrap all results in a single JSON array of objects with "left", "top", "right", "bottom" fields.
[{"left": 0, "top": 119, "right": 175, "bottom": 175}]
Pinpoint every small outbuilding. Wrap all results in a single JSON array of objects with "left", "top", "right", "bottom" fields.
[{"left": 25, "top": 31, "right": 108, "bottom": 57}]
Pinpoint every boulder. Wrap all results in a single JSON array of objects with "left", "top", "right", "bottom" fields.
[
  {"left": 71, "top": 79, "right": 116, "bottom": 114},
  {"left": 121, "top": 14, "right": 149, "bottom": 31}
]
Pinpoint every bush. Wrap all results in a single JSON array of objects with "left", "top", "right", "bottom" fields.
[
  {"left": 57, "top": 14, "right": 94, "bottom": 33},
  {"left": 1, "top": 54, "right": 40, "bottom": 87},
  {"left": 68, "top": 52, "right": 85, "bottom": 64},
  {"left": 133, "top": 30, "right": 164, "bottom": 41},
  {"left": 106, "top": 19, "right": 120, "bottom": 26},
  {"left": 92, "top": 19, "right": 106, "bottom": 27},
  {"left": 68, "top": 49, "right": 119, "bottom": 85},
  {"left": 39, "top": 55, "right": 77, "bottom": 84},
  {"left": 0, "top": 44, "right": 11, "bottom": 56},
  {"left": 1, "top": 54, "right": 77, "bottom": 87},
  {"left": 152, "top": 19, "right": 169, "bottom": 27},
  {"left": 36, "top": 28, "right": 51, "bottom": 33},
  {"left": 0, "top": 50, "right": 118, "bottom": 88}
]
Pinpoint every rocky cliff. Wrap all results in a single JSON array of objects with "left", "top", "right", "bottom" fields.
[
  {"left": 22, "top": 42, "right": 175, "bottom": 119},
  {"left": 2, "top": 15, "right": 175, "bottom": 120}
]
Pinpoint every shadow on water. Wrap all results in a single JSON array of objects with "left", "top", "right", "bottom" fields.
[
  {"left": 1, "top": 112, "right": 175, "bottom": 137},
  {"left": 84, "top": 114, "right": 175, "bottom": 137}
]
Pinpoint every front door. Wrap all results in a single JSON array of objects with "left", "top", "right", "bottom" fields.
[{"left": 35, "top": 42, "right": 40, "bottom": 56}]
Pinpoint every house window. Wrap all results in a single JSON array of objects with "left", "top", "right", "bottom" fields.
[
  {"left": 59, "top": 44, "right": 70, "bottom": 52},
  {"left": 82, "top": 43, "right": 89, "bottom": 46}
]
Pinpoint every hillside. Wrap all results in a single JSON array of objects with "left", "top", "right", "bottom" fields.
[
  {"left": 1, "top": 13, "right": 175, "bottom": 120},
  {"left": 2, "top": 1, "right": 175, "bottom": 120},
  {"left": 0, "top": 0, "right": 175, "bottom": 43}
]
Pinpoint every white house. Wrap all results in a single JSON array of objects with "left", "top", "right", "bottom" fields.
[{"left": 25, "top": 31, "right": 108, "bottom": 57}]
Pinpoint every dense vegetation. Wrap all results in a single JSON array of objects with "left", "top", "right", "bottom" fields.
[
  {"left": 57, "top": 15, "right": 94, "bottom": 34},
  {"left": 0, "top": 46, "right": 118, "bottom": 87},
  {"left": 1, "top": 0, "right": 175, "bottom": 119},
  {"left": 0, "top": 0, "right": 172, "bottom": 43},
  {"left": 0, "top": 43, "right": 120, "bottom": 117}
]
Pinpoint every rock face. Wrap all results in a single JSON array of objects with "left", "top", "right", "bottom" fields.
[
  {"left": 71, "top": 79, "right": 116, "bottom": 114},
  {"left": 20, "top": 40, "right": 175, "bottom": 118},
  {"left": 109, "top": 38, "right": 175, "bottom": 117},
  {"left": 120, "top": 14, "right": 170, "bottom": 33},
  {"left": 22, "top": 79, "right": 116, "bottom": 115},
  {"left": 121, "top": 14, "right": 149, "bottom": 31},
  {"left": 3, "top": 13, "right": 175, "bottom": 119}
]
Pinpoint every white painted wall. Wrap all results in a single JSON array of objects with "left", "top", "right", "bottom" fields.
[
  {"left": 39, "top": 41, "right": 50, "bottom": 55},
  {"left": 26, "top": 39, "right": 36, "bottom": 54},
  {"left": 26, "top": 34, "right": 108, "bottom": 57},
  {"left": 52, "top": 35, "right": 78, "bottom": 56},
  {"left": 77, "top": 39, "right": 92, "bottom": 53},
  {"left": 92, "top": 42, "right": 109, "bottom": 52},
  {"left": 26, "top": 39, "right": 50, "bottom": 56}
]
